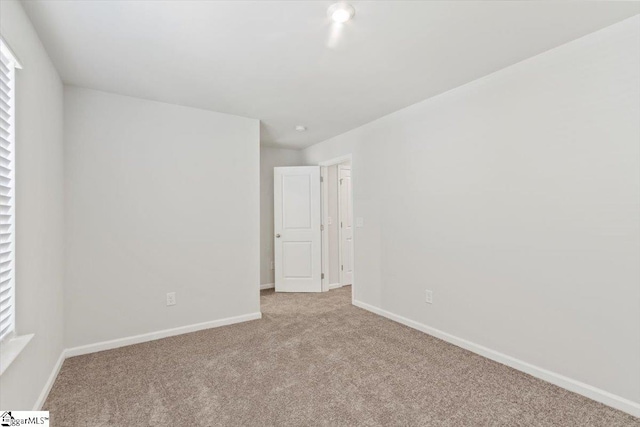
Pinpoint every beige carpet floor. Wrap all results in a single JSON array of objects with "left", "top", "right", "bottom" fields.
[{"left": 45, "top": 286, "right": 639, "bottom": 426}]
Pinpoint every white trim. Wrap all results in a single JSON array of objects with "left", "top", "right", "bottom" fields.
[
  {"left": 33, "top": 312, "right": 262, "bottom": 410},
  {"left": 260, "top": 283, "right": 275, "bottom": 290},
  {"left": 328, "top": 283, "right": 342, "bottom": 290},
  {"left": 33, "top": 350, "right": 65, "bottom": 410},
  {"left": 318, "top": 154, "right": 352, "bottom": 167},
  {"left": 352, "top": 299, "right": 640, "bottom": 417},
  {"left": 0, "top": 35, "right": 23, "bottom": 69},
  {"left": 320, "top": 166, "right": 330, "bottom": 292},
  {"left": 65, "top": 312, "right": 262, "bottom": 358},
  {"left": 0, "top": 334, "right": 34, "bottom": 376},
  {"left": 337, "top": 164, "right": 352, "bottom": 287},
  {"left": 317, "top": 154, "right": 355, "bottom": 304}
]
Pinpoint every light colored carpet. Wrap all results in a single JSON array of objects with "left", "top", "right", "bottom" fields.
[{"left": 45, "top": 286, "right": 639, "bottom": 426}]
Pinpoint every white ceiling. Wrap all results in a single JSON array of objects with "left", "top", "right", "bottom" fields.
[{"left": 20, "top": 1, "right": 640, "bottom": 149}]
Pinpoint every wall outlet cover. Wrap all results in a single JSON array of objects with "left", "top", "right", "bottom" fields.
[
  {"left": 166, "top": 292, "right": 176, "bottom": 306},
  {"left": 425, "top": 290, "right": 433, "bottom": 304}
]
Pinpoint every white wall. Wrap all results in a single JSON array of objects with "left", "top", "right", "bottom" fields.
[
  {"left": 260, "top": 147, "right": 303, "bottom": 285},
  {"left": 64, "top": 87, "right": 260, "bottom": 348},
  {"left": 302, "top": 16, "right": 640, "bottom": 406},
  {"left": 0, "top": 0, "right": 65, "bottom": 409}
]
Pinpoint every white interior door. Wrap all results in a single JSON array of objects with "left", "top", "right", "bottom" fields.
[
  {"left": 339, "top": 166, "right": 353, "bottom": 286},
  {"left": 274, "top": 166, "right": 322, "bottom": 292}
]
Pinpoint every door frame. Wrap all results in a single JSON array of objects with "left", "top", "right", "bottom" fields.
[
  {"left": 337, "top": 164, "right": 352, "bottom": 287},
  {"left": 319, "top": 154, "right": 354, "bottom": 302}
]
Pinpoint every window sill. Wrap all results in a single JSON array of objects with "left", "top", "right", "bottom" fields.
[{"left": 0, "top": 334, "right": 34, "bottom": 376}]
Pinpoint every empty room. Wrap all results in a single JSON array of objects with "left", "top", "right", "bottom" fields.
[{"left": 0, "top": 0, "right": 639, "bottom": 425}]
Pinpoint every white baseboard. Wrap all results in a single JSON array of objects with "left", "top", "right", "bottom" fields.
[
  {"left": 260, "top": 283, "right": 275, "bottom": 290},
  {"left": 34, "top": 312, "right": 262, "bottom": 409},
  {"left": 65, "top": 312, "right": 262, "bottom": 358},
  {"left": 33, "top": 351, "right": 65, "bottom": 410},
  {"left": 328, "top": 283, "right": 342, "bottom": 290},
  {"left": 352, "top": 299, "right": 640, "bottom": 418}
]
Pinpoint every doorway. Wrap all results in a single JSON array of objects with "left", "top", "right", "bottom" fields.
[
  {"left": 338, "top": 164, "right": 353, "bottom": 287},
  {"left": 272, "top": 155, "right": 354, "bottom": 299},
  {"left": 321, "top": 161, "right": 352, "bottom": 291},
  {"left": 320, "top": 155, "right": 354, "bottom": 300}
]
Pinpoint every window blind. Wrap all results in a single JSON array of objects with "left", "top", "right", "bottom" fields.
[{"left": 0, "top": 41, "right": 16, "bottom": 342}]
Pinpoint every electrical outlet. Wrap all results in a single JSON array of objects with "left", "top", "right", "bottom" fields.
[
  {"left": 425, "top": 290, "right": 433, "bottom": 304},
  {"left": 327, "top": 216, "right": 332, "bottom": 225},
  {"left": 356, "top": 217, "right": 364, "bottom": 228},
  {"left": 166, "top": 292, "right": 176, "bottom": 306}
]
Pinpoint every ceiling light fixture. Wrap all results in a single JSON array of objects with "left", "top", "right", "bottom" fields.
[
  {"left": 328, "top": 3, "right": 355, "bottom": 24},
  {"left": 295, "top": 125, "right": 307, "bottom": 132}
]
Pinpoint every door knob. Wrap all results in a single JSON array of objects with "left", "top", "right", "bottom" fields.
[{"left": 275, "top": 234, "right": 281, "bottom": 238}]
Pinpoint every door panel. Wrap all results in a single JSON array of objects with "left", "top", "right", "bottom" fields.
[
  {"left": 283, "top": 242, "right": 313, "bottom": 278},
  {"left": 339, "top": 166, "right": 353, "bottom": 286},
  {"left": 282, "top": 175, "right": 312, "bottom": 229},
  {"left": 274, "top": 166, "right": 322, "bottom": 292}
]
